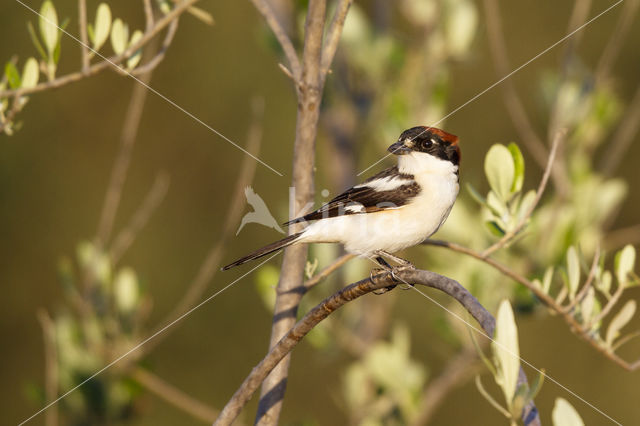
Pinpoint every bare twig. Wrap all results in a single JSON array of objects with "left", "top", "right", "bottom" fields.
[
  {"left": 303, "top": 253, "right": 354, "bottom": 290},
  {"left": 78, "top": 0, "right": 90, "bottom": 72},
  {"left": 95, "top": 53, "right": 157, "bottom": 247},
  {"left": 423, "top": 239, "right": 640, "bottom": 371},
  {"left": 595, "top": 0, "right": 640, "bottom": 84},
  {"left": 214, "top": 268, "right": 540, "bottom": 426},
  {"left": 131, "top": 19, "right": 180, "bottom": 76},
  {"left": 37, "top": 310, "right": 58, "bottom": 426},
  {"left": 153, "top": 99, "right": 264, "bottom": 335},
  {"left": 143, "top": 0, "right": 155, "bottom": 32},
  {"left": 320, "top": 0, "right": 353, "bottom": 80},
  {"left": 110, "top": 172, "right": 171, "bottom": 263},
  {"left": 132, "top": 367, "right": 218, "bottom": 423},
  {"left": 482, "top": 129, "right": 563, "bottom": 257},
  {"left": 0, "top": 0, "right": 198, "bottom": 98},
  {"left": 410, "top": 348, "right": 481, "bottom": 426},
  {"left": 249, "top": 0, "right": 302, "bottom": 82},
  {"left": 600, "top": 84, "right": 640, "bottom": 176},
  {"left": 482, "top": 0, "right": 548, "bottom": 169}
]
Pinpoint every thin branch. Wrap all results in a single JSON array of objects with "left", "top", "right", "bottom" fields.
[
  {"left": 423, "top": 239, "right": 640, "bottom": 371},
  {"left": 594, "top": 0, "right": 640, "bottom": 84},
  {"left": 144, "top": 98, "right": 264, "bottom": 353},
  {"left": 304, "top": 253, "right": 354, "bottom": 290},
  {"left": 78, "top": 0, "right": 90, "bottom": 72},
  {"left": 131, "top": 19, "right": 180, "bottom": 76},
  {"left": 482, "top": 129, "right": 564, "bottom": 257},
  {"left": 410, "top": 348, "right": 481, "bottom": 426},
  {"left": 37, "top": 309, "right": 58, "bottom": 426},
  {"left": 591, "top": 283, "right": 625, "bottom": 326},
  {"left": 0, "top": 0, "right": 198, "bottom": 98},
  {"left": 110, "top": 172, "right": 171, "bottom": 263},
  {"left": 482, "top": 0, "right": 549, "bottom": 170},
  {"left": 320, "top": 0, "right": 353, "bottom": 80},
  {"left": 249, "top": 0, "right": 302, "bottom": 82},
  {"left": 95, "top": 52, "right": 157, "bottom": 247},
  {"left": 143, "top": 0, "right": 155, "bottom": 32},
  {"left": 131, "top": 367, "right": 218, "bottom": 423},
  {"left": 600, "top": 84, "right": 640, "bottom": 176},
  {"left": 255, "top": 2, "right": 327, "bottom": 424},
  {"left": 214, "top": 268, "right": 540, "bottom": 426}
]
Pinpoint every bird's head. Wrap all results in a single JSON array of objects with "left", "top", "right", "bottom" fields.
[{"left": 388, "top": 126, "right": 460, "bottom": 166}]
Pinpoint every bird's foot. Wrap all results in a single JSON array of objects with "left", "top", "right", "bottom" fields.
[{"left": 370, "top": 267, "right": 397, "bottom": 294}]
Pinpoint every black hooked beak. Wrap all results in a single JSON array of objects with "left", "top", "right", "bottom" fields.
[{"left": 387, "top": 139, "right": 413, "bottom": 155}]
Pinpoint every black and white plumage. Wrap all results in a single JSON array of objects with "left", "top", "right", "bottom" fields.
[{"left": 222, "top": 126, "right": 460, "bottom": 270}]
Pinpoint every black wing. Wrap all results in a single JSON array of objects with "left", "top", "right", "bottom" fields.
[{"left": 284, "top": 166, "right": 420, "bottom": 225}]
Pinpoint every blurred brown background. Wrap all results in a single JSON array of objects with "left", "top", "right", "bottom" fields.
[{"left": 1, "top": 0, "right": 639, "bottom": 425}]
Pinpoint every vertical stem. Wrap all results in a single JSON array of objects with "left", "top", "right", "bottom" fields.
[
  {"left": 78, "top": 0, "right": 90, "bottom": 72},
  {"left": 254, "top": 1, "right": 326, "bottom": 424}
]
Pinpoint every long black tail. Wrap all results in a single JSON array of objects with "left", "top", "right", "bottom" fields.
[{"left": 222, "top": 232, "right": 303, "bottom": 270}]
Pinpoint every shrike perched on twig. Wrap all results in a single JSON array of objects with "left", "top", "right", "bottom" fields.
[{"left": 223, "top": 126, "right": 460, "bottom": 274}]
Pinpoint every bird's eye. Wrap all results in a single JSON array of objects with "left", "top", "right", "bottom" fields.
[{"left": 421, "top": 139, "right": 433, "bottom": 150}]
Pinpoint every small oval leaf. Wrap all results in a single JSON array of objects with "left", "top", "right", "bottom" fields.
[
  {"left": 39, "top": 1, "right": 59, "bottom": 55},
  {"left": 21, "top": 57, "right": 40, "bottom": 88},
  {"left": 566, "top": 246, "right": 580, "bottom": 300},
  {"left": 552, "top": 398, "right": 585, "bottom": 426},
  {"left": 110, "top": 18, "right": 128, "bottom": 55},
  {"left": 492, "top": 300, "right": 520, "bottom": 407},
  {"left": 615, "top": 244, "right": 636, "bottom": 287},
  {"left": 93, "top": 3, "right": 112, "bottom": 51},
  {"left": 126, "top": 30, "right": 144, "bottom": 69},
  {"left": 485, "top": 144, "right": 515, "bottom": 202},
  {"left": 4, "top": 62, "right": 21, "bottom": 89},
  {"left": 508, "top": 142, "right": 525, "bottom": 193},
  {"left": 605, "top": 300, "right": 636, "bottom": 348}
]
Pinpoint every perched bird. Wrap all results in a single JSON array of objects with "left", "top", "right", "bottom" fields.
[{"left": 222, "top": 126, "right": 460, "bottom": 271}]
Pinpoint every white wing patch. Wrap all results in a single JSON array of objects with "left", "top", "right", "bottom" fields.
[
  {"left": 354, "top": 176, "right": 414, "bottom": 192},
  {"left": 345, "top": 204, "right": 365, "bottom": 213}
]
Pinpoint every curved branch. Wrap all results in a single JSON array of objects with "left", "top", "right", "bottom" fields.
[
  {"left": 214, "top": 268, "right": 540, "bottom": 426},
  {"left": 423, "top": 239, "right": 640, "bottom": 371},
  {"left": 0, "top": 0, "right": 198, "bottom": 98},
  {"left": 320, "top": 0, "right": 353, "bottom": 80},
  {"left": 249, "top": 0, "right": 302, "bottom": 82}
]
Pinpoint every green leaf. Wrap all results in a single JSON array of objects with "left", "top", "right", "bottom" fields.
[
  {"left": 552, "top": 398, "right": 585, "bottom": 426},
  {"left": 486, "top": 190, "right": 507, "bottom": 218},
  {"left": 566, "top": 246, "right": 580, "bottom": 300},
  {"left": 39, "top": 1, "right": 59, "bottom": 56},
  {"left": 114, "top": 267, "right": 139, "bottom": 313},
  {"left": 615, "top": 244, "right": 636, "bottom": 287},
  {"left": 542, "top": 267, "right": 554, "bottom": 294},
  {"left": 605, "top": 300, "right": 636, "bottom": 348},
  {"left": 110, "top": 18, "right": 128, "bottom": 55},
  {"left": 27, "top": 21, "right": 47, "bottom": 60},
  {"left": 508, "top": 143, "right": 525, "bottom": 193},
  {"left": 4, "top": 62, "right": 21, "bottom": 89},
  {"left": 466, "top": 183, "right": 487, "bottom": 205},
  {"left": 21, "top": 57, "right": 39, "bottom": 88},
  {"left": 597, "top": 270, "right": 612, "bottom": 297},
  {"left": 486, "top": 221, "right": 505, "bottom": 237},
  {"left": 485, "top": 144, "right": 515, "bottom": 202},
  {"left": 126, "top": 30, "right": 144, "bottom": 69},
  {"left": 517, "top": 190, "right": 536, "bottom": 222},
  {"left": 93, "top": 3, "right": 112, "bottom": 51},
  {"left": 492, "top": 300, "right": 520, "bottom": 408}
]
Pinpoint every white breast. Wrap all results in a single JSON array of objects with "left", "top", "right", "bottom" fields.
[{"left": 300, "top": 152, "right": 459, "bottom": 257}]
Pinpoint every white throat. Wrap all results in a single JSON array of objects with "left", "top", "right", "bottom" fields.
[{"left": 397, "top": 152, "right": 458, "bottom": 176}]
